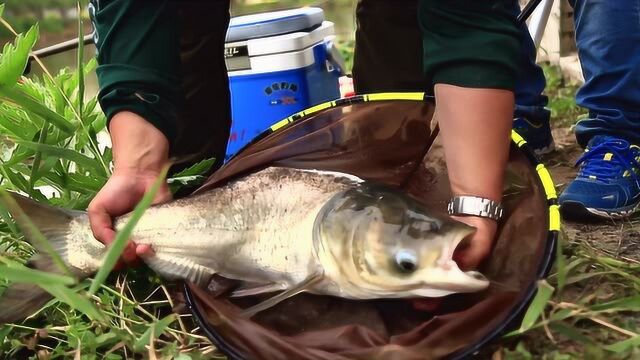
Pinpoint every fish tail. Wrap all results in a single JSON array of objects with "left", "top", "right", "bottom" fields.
[
  {"left": 0, "top": 256, "right": 83, "bottom": 324},
  {"left": 0, "top": 192, "right": 88, "bottom": 324},
  {"left": 0, "top": 282, "right": 54, "bottom": 324}
]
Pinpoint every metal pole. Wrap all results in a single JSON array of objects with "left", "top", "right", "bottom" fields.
[
  {"left": 24, "top": 33, "right": 95, "bottom": 74},
  {"left": 526, "top": 0, "right": 555, "bottom": 49},
  {"left": 31, "top": 33, "right": 95, "bottom": 60}
]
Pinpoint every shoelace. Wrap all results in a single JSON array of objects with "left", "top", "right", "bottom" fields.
[{"left": 576, "top": 140, "right": 640, "bottom": 182}]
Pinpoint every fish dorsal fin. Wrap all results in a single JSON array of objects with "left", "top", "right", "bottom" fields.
[{"left": 143, "top": 252, "right": 215, "bottom": 287}]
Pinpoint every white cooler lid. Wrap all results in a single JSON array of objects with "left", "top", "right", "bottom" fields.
[{"left": 226, "top": 7, "right": 325, "bottom": 43}]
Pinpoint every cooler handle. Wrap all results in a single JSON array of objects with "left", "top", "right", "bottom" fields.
[{"left": 324, "top": 36, "right": 346, "bottom": 76}]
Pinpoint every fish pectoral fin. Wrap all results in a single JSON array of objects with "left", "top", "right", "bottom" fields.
[
  {"left": 230, "top": 282, "right": 287, "bottom": 298},
  {"left": 240, "top": 273, "right": 324, "bottom": 318},
  {"left": 144, "top": 253, "right": 215, "bottom": 287}
]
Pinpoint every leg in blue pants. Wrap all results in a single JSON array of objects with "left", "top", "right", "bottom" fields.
[
  {"left": 570, "top": 0, "right": 640, "bottom": 146},
  {"left": 512, "top": 1, "right": 554, "bottom": 154},
  {"left": 559, "top": 0, "right": 640, "bottom": 219}
]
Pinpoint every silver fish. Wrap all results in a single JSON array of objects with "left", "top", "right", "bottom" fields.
[{"left": 0, "top": 167, "right": 488, "bottom": 323}]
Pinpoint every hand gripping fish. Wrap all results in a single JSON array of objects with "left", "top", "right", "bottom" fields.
[{"left": 0, "top": 167, "right": 488, "bottom": 324}]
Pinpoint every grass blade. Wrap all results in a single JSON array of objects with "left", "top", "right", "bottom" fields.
[
  {"left": 12, "top": 139, "right": 105, "bottom": 175},
  {"left": 29, "top": 124, "right": 49, "bottom": 189},
  {"left": 88, "top": 164, "right": 170, "bottom": 295},
  {"left": 565, "top": 271, "right": 615, "bottom": 286},
  {"left": 133, "top": 314, "right": 176, "bottom": 353},
  {"left": 0, "top": 86, "right": 75, "bottom": 134},
  {"left": 0, "top": 325, "right": 11, "bottom": 344},
  {"left": 590, "top": 296, "right": 640, "bottom": 312},
  {"left": 0, "top": 165, "right": 30, "bottom": 193},
  {"left": 518, "top": 280, "right": 555, "bottom": 333},
  {"left": 549, "top": 322, "right": 592, "bottom": 344},
  {"left": 603, "top": 336, "right": 640, "bottom": 353},
  {"left": 0, "top": 263, "right": 76, "bottom": 286},
  {"left": 0, "top": 106, "right": 33, "bottom": 139},
  {"left": 76, "top": 2, "right": 85, "bottom": 124},
  {"left": 40, "top": 283, "right": 106, "bottom": 323}
]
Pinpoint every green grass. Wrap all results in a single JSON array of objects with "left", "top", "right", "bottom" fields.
[
  {"left": 0, "top": 3, "right": 637, "bottom": 359},
  {"left": 499, "top": 233, "right": 640, "bottom": 359},
  {"left": 542, "top": 63, "right": 588, "bottom": 127}
]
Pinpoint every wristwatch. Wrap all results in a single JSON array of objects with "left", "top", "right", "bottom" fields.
[{"left": 447, "top": 195, "right": 504, "bottom": 221}]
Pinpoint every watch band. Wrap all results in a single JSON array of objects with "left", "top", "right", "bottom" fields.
[{"left": 447, "top": 195, "right": 504, "bottom": 221}]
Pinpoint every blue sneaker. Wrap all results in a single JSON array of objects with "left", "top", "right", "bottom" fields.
[
  {"left": 559, "top": 135, "right": 640, "bottom": 220},
  {"left": 513, "top": 117, "right": 555, "bottom": 155}
]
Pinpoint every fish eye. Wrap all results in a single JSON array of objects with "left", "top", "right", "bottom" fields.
[{"left": 395, "top": 249, "right": 418, "bottom": 273}]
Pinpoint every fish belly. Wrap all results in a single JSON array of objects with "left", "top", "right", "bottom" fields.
[{"left": 119, "top": 167, "right": 355, "bottom": 287}]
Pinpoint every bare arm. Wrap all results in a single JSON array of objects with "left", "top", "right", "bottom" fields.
[{"left": 435, "top": 85, "right": 513, "bottom": 269}]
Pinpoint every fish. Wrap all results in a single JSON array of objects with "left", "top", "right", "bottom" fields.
[{"left": 0, "top": 166, "right": 489, "bottom": 323}]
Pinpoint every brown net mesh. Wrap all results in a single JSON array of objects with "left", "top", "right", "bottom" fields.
[{"left": 181, "top": 99, "right": 553, "bottom": 360}]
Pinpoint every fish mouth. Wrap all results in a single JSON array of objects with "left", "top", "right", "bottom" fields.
[
  {"left": 354, "top": 264, "right": 490, "bottom": 299},
  {"left": 404, "top": 262, "right": 490, "bottom": 298}
]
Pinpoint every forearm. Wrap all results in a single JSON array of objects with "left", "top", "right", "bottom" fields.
[
  {"left": 109, "top": 112, "right": 169, "bottom": 173},
  {"left": 435, "top": 86, "right": 513, "bottom": 202}
]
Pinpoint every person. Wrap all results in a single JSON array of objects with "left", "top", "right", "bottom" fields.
[
  {"left": 87, "top": 0, "right": 524, "bottom": 271},
  {"left": 557, "top": 0, "right": 640, "bottom": 220},
  {"left": 352, "top": 0, "right": 554, "bottom": 157}
]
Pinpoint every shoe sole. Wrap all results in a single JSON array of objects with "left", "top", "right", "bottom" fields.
[{"left": 560, "top": 200, "right": 639, "bottom": 221}]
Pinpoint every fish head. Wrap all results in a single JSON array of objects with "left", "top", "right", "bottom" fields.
[{"left": 315, "top": 184, "right": 490, "bottom": 298}]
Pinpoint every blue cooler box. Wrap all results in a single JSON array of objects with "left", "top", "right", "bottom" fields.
[{"left": 224, "top": 8, "right": 344, "bottom": 160}]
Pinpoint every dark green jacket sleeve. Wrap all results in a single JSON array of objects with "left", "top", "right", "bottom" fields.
[
  {"left": 89, "top": 0, "right": 232, "bottom": 169},
  {"left": 89, "top": 0, "right": 182, "bottom": 146},
  {"left": 419, "top": 0, "right": 520, "bottom": 91}
]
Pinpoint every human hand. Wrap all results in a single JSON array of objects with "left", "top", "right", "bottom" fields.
[
  {"left": 451, "top": 215, "right": 497, "bottom": 270},
  {"left": 411, "top": 215, "right": 496, "bottom": 311},
  {"left": 88, "top": 111, "right": 172, "bottom": 267}
]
